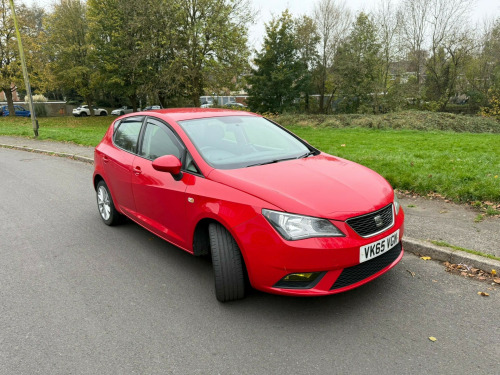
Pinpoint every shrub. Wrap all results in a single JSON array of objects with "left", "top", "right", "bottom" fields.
[
  {"left": 34, "top": 103, "right": 47, "bottom": 117},
  {"left": 26, "top": 94, "right": 48, "bottom": 102}
]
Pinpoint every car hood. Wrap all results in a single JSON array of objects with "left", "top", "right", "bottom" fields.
[{"left": 208, "top": 154, "right": 394, "bottom": 220}]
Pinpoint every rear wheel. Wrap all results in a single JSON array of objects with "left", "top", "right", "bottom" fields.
[
  {"left": 208, "top": 223, "right": 246, "bottom": 302},
  {"left": 100, "top": 111, "right": 107, "bottom": 116},
  {"left": 96, "top": 180, "right": 122, "bottom": 226},
  {"left": 80, "top": 112, "right": 87, "bottom": 117}
]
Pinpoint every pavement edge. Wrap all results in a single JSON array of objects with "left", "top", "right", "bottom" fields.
[
  {"left": 0, "top": 143, "right": 93, "bottom": 164},
  {"left": 403, "top": 237, "right": 500, "bottom": 273}
]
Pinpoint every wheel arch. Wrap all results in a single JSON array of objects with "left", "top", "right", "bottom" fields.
[
  {"left": 93, "top": 173, "right": 104, "bottom": 190},
  {"left": 192, "top": 218, "right": 218, "bottom": 256},
  {"left": 192, "top": 218, "right": 247, "bottom": 265}
]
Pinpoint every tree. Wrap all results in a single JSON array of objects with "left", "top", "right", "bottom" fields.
[
  {"left": 0, "top": 0, "right": 29, "bottom": 116},
  {"left": 313, "top": 0, "right": 350, "bottom": 113},
  {"left": 476, "top": 18, "right": 500, "bottom": 115},
  {"left": 46, "top": 0, "right": 96, "bottom": 113},
  {"left": 247, "top": 10, "right": 307, "bottom": 113},
  {"left": 398, "top": 0, "right": 431, "bottom": 103},
  {"left": 295, "top": 15, "right": 319, "bottom": 112},
  {"left": 87, "top": 0, "right": 148, "bottom": 110},
  {"left": 176, "top": 0, "right": 251, "bottom": 106},
  {"left": 374, "top": 0, "right": 405, "bottom": 110},
  {"left": 334, "top": 13, "right": 382, "bottom": 113},
  {"left": 424, "top": 0, "right": 475, "bottom": 109}
]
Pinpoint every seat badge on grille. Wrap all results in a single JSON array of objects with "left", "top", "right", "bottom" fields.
[{"left": 374, "top": 215, "right": 384, "bottom": 228}]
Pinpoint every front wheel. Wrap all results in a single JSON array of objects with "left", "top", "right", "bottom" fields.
[
  {"left": 80, "top": 112, "right": 87, "bottom": 117},
  {"left": 208, "top": 223, "right": 246, "bottom": 302},
  {"left": 96, "top": 180, "right": 122, "bottom": 226},
  {"left": 100, "top": 111, "right": 107, "bottom": 116}
]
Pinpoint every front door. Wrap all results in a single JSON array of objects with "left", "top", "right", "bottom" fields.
[{"left": 131, "top": 118, "right": 189, "bottom": 249}]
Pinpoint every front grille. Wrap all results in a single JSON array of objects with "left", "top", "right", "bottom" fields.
[
  {"left": 346, "top": 204, "right": 394, "bottom": 237},
  {"left": 330, "top": 243, "right": 402, "bottom": 290}
]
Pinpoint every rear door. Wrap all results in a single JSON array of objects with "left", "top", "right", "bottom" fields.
[{"left": 103, "top": 116, "right": 144, "bottom": 215}]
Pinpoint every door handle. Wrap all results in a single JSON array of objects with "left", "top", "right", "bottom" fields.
[
  {"left": 102, "top": 156, "right": 109, "bottom": 163},
  {"left": 134, "top": 166, "right": 142, "bottom": 175}
]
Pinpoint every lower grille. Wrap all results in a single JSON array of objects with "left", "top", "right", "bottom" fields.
[{"left": 330, "top": 243, "right": 402, "bottom": 290}]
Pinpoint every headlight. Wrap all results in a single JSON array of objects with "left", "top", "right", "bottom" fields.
[
  {"left": 394, "top": 191, "right": 400, "bottom": 215},
  {"left": 262, "top": 209, "right": 344, "bottom": 241}
]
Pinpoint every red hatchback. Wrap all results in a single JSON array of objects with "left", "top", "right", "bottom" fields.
[{"left": 93, "top": 109, "right": 404, "bottom": 301}]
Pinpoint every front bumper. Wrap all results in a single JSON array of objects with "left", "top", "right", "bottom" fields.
[{"left": 233, "top": 208, "right": 405, "bottom": 296}]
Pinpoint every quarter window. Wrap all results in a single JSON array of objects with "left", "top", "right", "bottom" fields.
[{"left": 139, "top": 120, "right": 182, "bottom": 160}]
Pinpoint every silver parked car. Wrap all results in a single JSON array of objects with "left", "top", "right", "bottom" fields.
[{"left": 111, "top": 106, "right": 135, "bottom": 116}]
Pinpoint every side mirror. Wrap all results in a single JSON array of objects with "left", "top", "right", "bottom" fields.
[{"left": 152, "top": 155, "right": 183, "bottom": 180}]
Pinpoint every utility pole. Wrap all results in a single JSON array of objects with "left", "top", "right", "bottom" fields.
[{"left": 9, "top": 0, "right": 38, "bottom": 137}]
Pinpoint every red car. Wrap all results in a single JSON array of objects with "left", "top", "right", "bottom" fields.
[{"left": 93, "top": 109, "right": 404, "bottom": 302}]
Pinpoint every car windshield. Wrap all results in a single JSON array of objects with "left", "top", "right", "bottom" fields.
[{"left": 178, "top": 116, "right": 313, "bottom": 169}]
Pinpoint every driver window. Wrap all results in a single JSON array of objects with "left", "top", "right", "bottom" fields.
[{"left": 140, "top": 120, "right": 182, "bottom": 160}]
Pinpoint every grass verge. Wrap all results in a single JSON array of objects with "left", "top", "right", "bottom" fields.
[
  {"left": 430, "top": 240, "right": 500, "bottom": 262},
  {"left": 286, "top": 126, "right": 500, "bottom": 203},
  {"left": 0, "top": 116, "right": 110, "bottom": 146}
]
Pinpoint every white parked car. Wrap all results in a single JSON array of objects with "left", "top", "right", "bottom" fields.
[
  {"left": 111, "top": 106, "right": 135, "bottom": 116},
  {"left": 72, "top": 105, "right": 108, "bottom": 117}
]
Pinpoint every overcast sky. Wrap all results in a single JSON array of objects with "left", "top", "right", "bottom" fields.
[
  {"left": 249, "top": 0, "right": 500, "bottom": 48},
  {"left": 24, "top": 0, "right": 500, "bottom": 50}
]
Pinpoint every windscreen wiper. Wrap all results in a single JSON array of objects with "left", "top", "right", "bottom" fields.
[
  {"left": 296, "top": 151, "right": 316, "bottom": 159},
  {"left": 246, "top": 156, "right": 298, "bottom": 167}
]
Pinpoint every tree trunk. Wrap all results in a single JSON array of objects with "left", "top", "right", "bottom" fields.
[
  {"left": 85, "top": 97, "right": 94, "bottom": 116},
  {"left": 3, "top": 88, "right": 16, "bottom": 117},
  {"left": 129, "top": 94, "right": 138, "bottom": 111},
  {"left": 158, "top": 92, "right": 168, "bottom": 109}
]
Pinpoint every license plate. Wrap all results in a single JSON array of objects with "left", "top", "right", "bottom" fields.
[{"left": 360, "top": 230, "right": 400, "bottom": 263}]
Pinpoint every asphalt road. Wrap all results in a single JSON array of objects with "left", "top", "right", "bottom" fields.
[{"left": 1, "top": 148, "right": 499, "bottom": 374}]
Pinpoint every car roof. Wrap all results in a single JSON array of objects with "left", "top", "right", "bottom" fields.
[{"left": 138, "top": 108, "right": 259, "bottom": 122}]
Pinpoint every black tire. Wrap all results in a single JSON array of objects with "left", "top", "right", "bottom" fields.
[
  {"left": 96, "top": 180, "right": 122, "bottom": 226},
  {"left": 100, "top": 111, "right": 107, "bottom": 116},
  {"left": 80, "top": 112, "right": 87, "bottom": 117},
  {"left": 208, "top": 223, "right": 246, "bottom": 302}
]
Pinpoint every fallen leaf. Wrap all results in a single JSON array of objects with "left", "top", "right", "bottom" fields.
[
  {"left": 340, "top": 144, "right": 346, "bottom": 147},
  {"left": 493, "top": 278, "right": 500, "bottom": 284},
  {"left": 432, "top": 280, "right": 438, "bottom": 283},
  {"left": 428, "top": 337, "right": 437, "bottom": 342},
  {"left": 477, "top": 291, "right": 489, "bottom": 296},
  {"left": 406, "top": 270, "right": 415, "bottom": 277},
  {"left": 420, "top": 256, "right": 431, "bottom": 260},
  {"left": 492, "top": 269, "right": 497, "bottom": 276}
]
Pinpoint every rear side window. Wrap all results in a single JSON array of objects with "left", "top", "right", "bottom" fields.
[{"left": 114, "top": 118, "right": 143, "bottom": 153}]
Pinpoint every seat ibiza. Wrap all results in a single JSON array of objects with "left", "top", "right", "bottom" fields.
[{"left": 93, "top": 109, "right": 404, "bottom": 301}]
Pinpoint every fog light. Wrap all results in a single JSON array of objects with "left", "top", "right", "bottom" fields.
[
  {"left": 274, "top": 272, "right": 325, "bottom": 289},
  {"left": 283, "top": 272, "right": 319, "bottom": 282}
]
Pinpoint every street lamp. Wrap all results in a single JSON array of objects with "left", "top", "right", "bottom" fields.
[{"left": 9, "top": 0, "right": 39, "bottom": 137}]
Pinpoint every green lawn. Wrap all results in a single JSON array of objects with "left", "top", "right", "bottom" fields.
[
  {"left": 0, "top": 116, "right": 110, "bottom": 146},
  {"left": 1, "top": 115, "right": 499, "bottom": 203},
  {"left": 287, "top": 126, "right": 500, "bottom": 203}
]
